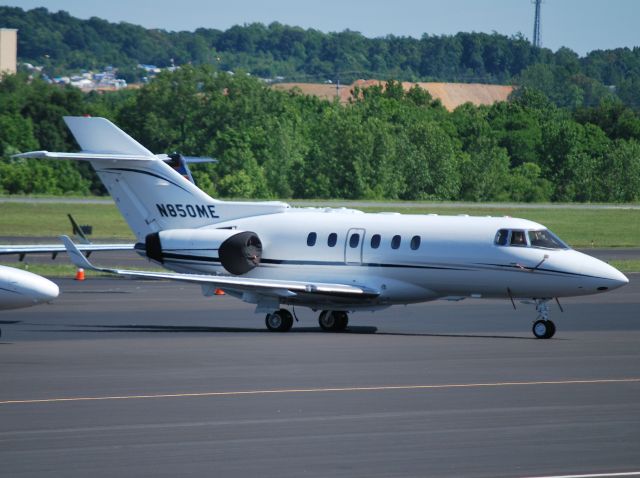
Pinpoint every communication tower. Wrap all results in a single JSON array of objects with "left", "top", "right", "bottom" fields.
[{"left": 532, "top": 0, "right": 542, "bottom": 48}]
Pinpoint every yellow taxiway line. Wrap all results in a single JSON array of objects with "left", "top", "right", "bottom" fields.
[{"left": 1, "top": 378, "right": 638, "bottom": 406}]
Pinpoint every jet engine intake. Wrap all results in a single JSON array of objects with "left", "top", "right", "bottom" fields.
[
  {"left": 143, "top": 228, "right": 262, "bottom": 275},
  {"left": 219, "top": 231, "right": 262, "bottom": 275}
]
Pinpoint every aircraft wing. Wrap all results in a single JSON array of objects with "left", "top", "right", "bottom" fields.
[
  {"left": 0, "top": 244, "right": 134, "bottom": 260},
  {"left": 0, "top": 212, "right": 134, "bottom": 259},
  {"left": 0, "top": 243, "right": 134, "bottom": 259},
  {"left": 0, "top": 244, "right": 134, "bottom": 254},
  {"left": 60, "top": 236, "right": 379, "bottom": 299}
]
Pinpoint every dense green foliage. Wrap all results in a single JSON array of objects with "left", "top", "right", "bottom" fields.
[
  {"left": 2, "top": 6, "right": 640, "bottom": 110},
  {"left": 1, "top": 67, "right": 639, "bottom": 202}
]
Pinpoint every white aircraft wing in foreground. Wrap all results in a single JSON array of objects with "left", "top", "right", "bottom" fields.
[{"left": 15, "top": 116, "right": 629, "bottom": 338}]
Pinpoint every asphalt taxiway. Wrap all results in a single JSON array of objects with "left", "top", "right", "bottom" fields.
[{"left": 0, "top": 276, "right": 639, "bottom": 477}]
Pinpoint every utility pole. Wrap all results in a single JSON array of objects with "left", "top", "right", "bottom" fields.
[{"left": 532, "top": 0, "right": 542, "bottom": 48}]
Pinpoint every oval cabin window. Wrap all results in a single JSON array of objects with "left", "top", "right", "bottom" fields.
[{"left": 307, "top": 232, "right": 317, "bottom": 246}]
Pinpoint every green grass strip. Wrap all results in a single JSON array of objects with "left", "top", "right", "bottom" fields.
[{"left": 1, "top": 199, "right": 639, "bottom": 248}]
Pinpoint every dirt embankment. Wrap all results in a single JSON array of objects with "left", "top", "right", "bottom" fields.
[{"left": 272, "top": 80, "right": 513, "bottom": 110}]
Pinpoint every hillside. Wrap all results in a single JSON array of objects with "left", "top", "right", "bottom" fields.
[
  {"left": 273, "top": 81, "right": 513, "bottom": 110},
  {"left": 1, "top": 6, "right": 639, "bottom": 109}
]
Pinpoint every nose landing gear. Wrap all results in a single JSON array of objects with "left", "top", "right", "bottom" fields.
[
  {"left": 532, "top": 299, "right": 556, "bottom": 339},
  {"left": 532, "top": 318, "right": 556, "bottom": 339}
]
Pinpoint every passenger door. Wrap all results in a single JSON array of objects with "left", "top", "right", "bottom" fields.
[{"left": 344, "top": 228, "right": 365, "bottom": 264}]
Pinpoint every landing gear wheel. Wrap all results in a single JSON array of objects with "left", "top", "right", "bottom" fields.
[
  {"left": 334, "top": 311, "right": 348, "bottom": 331},
  {"left": 265, "top": 309, "right": 293, "bottom": 332},
  {"left": 532, "top": 319, "right": 555, "bottom": 339},
  {"left": 318, "top": 311, "right": 349, "bottom": 331},
  {"left": 318, "top": 310, "right": 336, "bottom": 331},
  {"left": 546, "top": 320, "right": 556, "bottom": 338}
]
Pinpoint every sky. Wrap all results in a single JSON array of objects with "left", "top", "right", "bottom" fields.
[{"left": 2, "top": 0, "right": 639, "bottom": 56}]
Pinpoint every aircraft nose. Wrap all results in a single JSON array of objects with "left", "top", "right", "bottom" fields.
[
  {"left": 604, "top": 265, "right": 629, "bottom": 289},
  {"left": 565, "top": 251, "right": 629, "bottom": 293},
  {"left": 592, "top": 258, "right": 629, "bottom": 291}
]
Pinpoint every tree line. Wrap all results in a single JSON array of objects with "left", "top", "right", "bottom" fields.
[
  {"left": 2, "top": 6, "right": 640, "bottom": 110},
  {"left": 1, "top": 67, "right": 639, "bottom": 202}
]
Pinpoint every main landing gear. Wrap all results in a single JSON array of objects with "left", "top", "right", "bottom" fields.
[
  {"left": 531, "top": 299, "right": 556, "bottom": 339},
  {"left": 264, "top": 309, "right": 349, "bottom": 332},
  {"left": 318, "top": 310, "right": 349, "bottom": 332},
  {"left": 265, "top": 309, "right": 294, "bottom": 332}
]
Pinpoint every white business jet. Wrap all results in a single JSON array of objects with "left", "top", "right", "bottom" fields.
[
  {"left": 16, "top": 117, "right": 628, "bottom": 338},
  {"left": 0, "top": 265, "right": 59, "bottom": 311}
]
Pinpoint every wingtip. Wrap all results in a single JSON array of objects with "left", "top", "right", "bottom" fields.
[
  {"left": 11, "top": 150, "right": 49, "bottom": 159},
  {"left": 59, "top": 235, "right": 94, "bottom": 270}
]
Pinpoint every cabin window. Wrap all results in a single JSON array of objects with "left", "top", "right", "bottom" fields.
[
  {"left": 528, "top": 229, "right": 568, "bottom": 250},
  {"left": 349, "top": 233, "right": 360, "bottom": 248},
  {"left": 327, "top": 233, "right": 337, "bottom": 247},
  {"left": 495, "top": 229, "right": 509, "bottom": 246},
  {"left": 510, "top": 230, "right": 527, "bottom": 247},
  {"left": 370, "top": 234, "right": 381, "bottom": 249},
  {"left": 307, "top": 232, "right": 317, "bottom": 247},
  {"left": 410, "top": 235, "right": 421, "bottom": 250},
  {"left": 391, "top": 235, "right": 401, "bottom": 249}
]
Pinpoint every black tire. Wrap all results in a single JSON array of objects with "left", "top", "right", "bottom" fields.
[
  {"left": 265, "top": 312, "right": 282, "bottom": 331},
  {"left": 319, "top": 311, "right": 349, "bottom": 331},
  {"left": 265, "top": 309, "right": 294, "bottom": 332},
  {"left": 334, "top": 311, "right": 349, "bottom": 331},
  {"left": 532, "top": 319, "right": 554, "bottom": 339},
  {"left": 279, "top": 309, "right": 294, "bottom": 332},
  {"left": 318, "top": 310, "right": 336, "bottom": 331},
  {"left": 545, "top": 320, "right": 556, "bottom": 339}
]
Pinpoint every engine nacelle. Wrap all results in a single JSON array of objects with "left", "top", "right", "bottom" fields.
[{"left": 145, "top": 228, "right": 262, "bottom": 275}]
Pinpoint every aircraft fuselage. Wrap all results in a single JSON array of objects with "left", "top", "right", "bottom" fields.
[{"left": 148, "top": 209, "right": 628, "bottom": 309}]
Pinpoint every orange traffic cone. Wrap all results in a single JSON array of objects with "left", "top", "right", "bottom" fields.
[
  {"left": 75, "top": 268, "right": 85, "bottom": 281},
  {"left": 214, "top": 288, "right": 225, "bottom": 295}
]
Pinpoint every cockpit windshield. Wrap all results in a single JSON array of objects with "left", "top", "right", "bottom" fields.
[
  {"left": 527, "top": 229, "right": 569, "bottom": 249},
  {"left": 494, "top": 228, "right": 569, "bottom": 250}
]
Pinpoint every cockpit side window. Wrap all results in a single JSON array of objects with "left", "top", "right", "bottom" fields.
[
  {"left": 528, "top": 229, "right": 569, "bottom": 249},
  {"left": 495, "top": 229, "right": 509, "bottom": 246},
  {"left": 510, "top": 230, "right": 527, "bottom": 247}
]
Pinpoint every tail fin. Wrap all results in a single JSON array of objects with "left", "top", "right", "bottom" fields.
[
  {"left": 64, "top": 116, "right": 153, "bottom": 155},
  {"left": 65, "top": 117, "right": 222, "bottom": 241},
  {"left": 15, "top": 117, "right": 288, "bottom": 242}
]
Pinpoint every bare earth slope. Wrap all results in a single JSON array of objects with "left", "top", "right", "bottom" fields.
[{"left": 272, "top": 80, "right": 514, "bottom": 110}]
